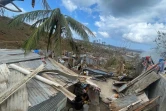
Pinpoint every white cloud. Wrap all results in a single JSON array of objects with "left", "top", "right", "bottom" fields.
[
  {"left": 123, "top": 23, "right": 166, "bottom": 43},
  {"left": 62, "top": 0, "right": 97, "bottom": 8},
  {"left": 62, "top": 0, "right": 166, "bottom": 45},
  {"left": 94, "top": 0, "right": 166, "bottom": 44},
  {"left": 62, "top": 0, "right": 77, "bottom": 12},
  {"left": 62, "top": 0, "right": 97, "bottom": 13},
  {"left": 98, "top": 31, "right": 109, "bottom": 38}
]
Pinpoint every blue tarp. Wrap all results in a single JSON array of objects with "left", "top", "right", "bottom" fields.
[
  {"left": 34, "top": 49, "right": 39, "bottom": 54},
  {"left": 158, "top": 59, "right": 165, "bottom": 72}
]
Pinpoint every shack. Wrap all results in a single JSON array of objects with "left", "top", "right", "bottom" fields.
[{"left": 0, "top": 49, "right": 78, "bottom": 111}]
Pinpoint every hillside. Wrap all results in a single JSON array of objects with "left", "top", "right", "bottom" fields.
[
  {"left": 0, "top": 16, "right": 142, "bottom": 55},
  {"left": 0, "top": 16, "right": 34, "bottom": 48}
]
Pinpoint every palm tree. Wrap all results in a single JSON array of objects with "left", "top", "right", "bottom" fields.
[{"left": 9, "top": 8, "right": 95, "bottom": 54}]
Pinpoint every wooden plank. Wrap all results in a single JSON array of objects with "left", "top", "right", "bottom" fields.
[
  {"left": 119, "top": 100, "right": 142, "bottom": 111},
  {"left": 49, "top": 58, "right": 78, "bottom": 76},
  {"left": 109, "top": 95, "right": 138, "bottom": 111},
  {"left": 6, "top": 71, "right": 29, "bottom": 111},
  {"left": 118, "top": 64, "right": 158, "bottom": 92},
  {"left": 134, "top": 96, "right": 159, "bottom": 111},
  {"left": 142, "top": 102, "right": 158, "bottom": 111},
  {"left": 125, "top": 72, "right": 160, "bottom": 95},
  {"left": 0, "top": 64, "right": 45, "bottom": 104},
  {"left": 0, "top": 64, "right": 10, "bottom": 111},
  {"left": 113, "top": 81, "right": 127, "bottom": 86},
  {"left": 9, "top": 64, "right": 76, "bottom": 101},
  {"left": 118, "top": 93, "right": 149, "bottom": 111},
  {"left": 137, "top": 93, "right": 149, "bottom": 104},
  {"left": 42, "top": 73, "right": 76, "bottom": 101}
]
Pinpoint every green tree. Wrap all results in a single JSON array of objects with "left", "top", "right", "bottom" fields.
[
  {"left": 154, "top": 31, "right": 166, "bottom": 58},
  {"left": 9, "top": 8, "right": 94, "bottom": 54}
]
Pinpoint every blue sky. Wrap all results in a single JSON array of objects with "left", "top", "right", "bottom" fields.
[{"left": 4, "top": 0, "right": 166, "bottom": 51}]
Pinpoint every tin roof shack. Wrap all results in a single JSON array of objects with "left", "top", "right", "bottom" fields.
[{"left": 0, "top": 49, "right": 78, "bottom": 111}]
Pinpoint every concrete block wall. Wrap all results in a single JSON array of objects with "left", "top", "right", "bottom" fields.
[{"left": 148, "top": 75, "right": 166, "bottom": 111}]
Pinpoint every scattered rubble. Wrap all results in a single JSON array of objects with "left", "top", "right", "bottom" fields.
[{"left": 0, "top": 48, "right": 163, "bottom": 111}]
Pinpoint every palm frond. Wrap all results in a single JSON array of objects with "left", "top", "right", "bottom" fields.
[
  {"left": 31, "top": 0, "right": 51, "bottom": 10},
  {"left": 9, "top": 10, "right": 52, "bottom": 27},
  {"left": 47, "top": 24, "right": 56, "bottom": 51},
  {"left": 22, "top": 8, "right": 61, "bottom": 52},
  {"left": 31, "top": 17, "right": 49, "bottom": 28},
  {"left": 9, "top": 8, "right": 94, "bottom": 54},
  {"left": 42, "top": 0, "right": 51, "bottom": 10},
  {"left": 59, "top": 15, "right": 82, "bottom": 53},
  {"left": 59, "top": 14, "right": 72, "bottom": 38},
  {"left": 66, "top": 16, "right": 95, "bottom": 41},
  {"left": 69, "top": 38, "right": 80, "bottom": 54},
  {"left": 23, "top": 18, "right": 51, "bottom": 52},
  {"left": 52, "top": 24, "right": 62, "bottom": 55}
]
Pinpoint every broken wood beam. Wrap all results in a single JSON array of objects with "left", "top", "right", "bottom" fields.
[
  {"left": 118, "top": 64, "right": 158, "bottom": 92},
  {"left": 134, "top": 96, "right": 160, "bottom": 111},
  {"left": 128, "top": 64, "right": 158, "bottom": 86},
  {"left": 9, "top": 64, "right": 76, "bottom": 101},
  {"left": 124, "top": 71, "right": 160, "bottom": 95},
  {"left": 0, "top": 64, "right": 45, "bottom": 104},
  {"left": 42, "top": 73, "right": 76, "bottom": 101},
  {"left": 49, "top": 58, "right": 78, "bottom": 76},
  {"left": 119, "top": 100, "right": 142, "bottom": 111},
  {"left": 113, "top": 81, "right": 127, "bottom": 86}
]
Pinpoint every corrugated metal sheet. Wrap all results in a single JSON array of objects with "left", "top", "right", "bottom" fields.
[
  {"left": 0, "top": 64, "right": 10, "bottom": 111},
  {"left": 0, "top": 49, "right": 77, "bottom": 110},
  {"left": 17, "top": 58, "right": 76, "bottom": 107},
  {"left": 6, "top": 69, "right": 29, "bottom": 111},
  {"left": 0, "top": 49, "right": 24, "bottom": 55},
  {"left": 28, "top": 92, "right": 66, "bottom": 111},
  {"left": 0, "top": 49, "right": 42, "bottom": 64},
  {"left": 0, "top": 66, "right": 29, "bottom": 111},
  {"left": 27, "top": 79, "right": 58, "bottom": 106},
  {"left": 19, "top": 59, "right": 57, "bottom": 70}
]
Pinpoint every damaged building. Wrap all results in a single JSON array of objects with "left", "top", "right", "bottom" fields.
[
  {"left": 0, "top": 49, "right": 79, "bottom": 111},
  {"left": 0, "top": 49, "right": 166, "bottom": 111}
]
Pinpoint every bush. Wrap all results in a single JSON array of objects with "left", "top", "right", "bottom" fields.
[{"left": 104, "top": 57, "right": 118, "bottom": 68}]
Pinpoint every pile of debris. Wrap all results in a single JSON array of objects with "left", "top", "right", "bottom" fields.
[
  {"left": 0, "top": 49, "right": 103, "bottom": 111},
  {"left": 108, "top": 64, "right": 160, "bottom": 111},
  {"left": 75, "top": 57, "right": 161, "bottom": 111}
]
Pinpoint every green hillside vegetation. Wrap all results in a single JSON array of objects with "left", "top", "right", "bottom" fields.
[
  {"left": 0, "top": 16, "right": 49, "bottom": 49},
  {"left": 0, "top": 16, "right": 31, "bottom": 48}
]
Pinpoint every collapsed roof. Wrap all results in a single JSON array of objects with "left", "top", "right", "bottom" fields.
[{"left": 0, "top": 49, "right": 79, "bottom": 111}]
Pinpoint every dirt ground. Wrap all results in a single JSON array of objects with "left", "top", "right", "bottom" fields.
[
  {"left": 88, "top": 79, "right": 116, "bottom": 103},
  {"left": 64, "top": 79, "right": 114, "bottom": 111}
]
